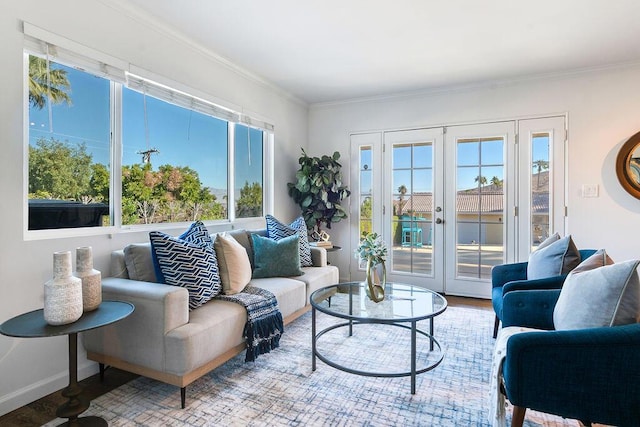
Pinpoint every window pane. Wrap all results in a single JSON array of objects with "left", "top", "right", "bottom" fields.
[
  {"left": 122, "top": 87, "right": 228, "bottom": 225},
  {"left": 28, "top": 56, "right": 111, "bottom": 230},
  {"left": 532, "top": 133, "right": 550, "bottom": 247},
  {"left": 235, "top": 125, "right": 264, "bottom": 218}
]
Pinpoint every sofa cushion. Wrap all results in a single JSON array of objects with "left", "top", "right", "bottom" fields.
[
  {"left": 266, "top": 215, "right": 312, "bottom": 267},
  {"left": 554, "top": 250, "right": 640, "bottom": 329},
  {"left": 149, "top": 230, "right": 221, "bottom": 310},
  {"left": 527, "top": 234, "right": 580, "bottom": 280},
  {"left": 297, "top": 265, "right": 340, "bottom": 299},
  {"left": 251, "top": 233, "right": 303, "bottom": 278},
  {"left": 214, "top": 233, "right": 252, "bottom": 294},
  {"left": 123, "top": 243, "right": 156, "bottom": 282}
]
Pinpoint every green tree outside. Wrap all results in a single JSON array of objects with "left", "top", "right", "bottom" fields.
[{"left": 236, "top": 181, "right": 263, "bottom": 218}]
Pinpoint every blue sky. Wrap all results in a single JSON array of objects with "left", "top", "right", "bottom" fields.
[
  {"left": 29, "top": 61, "right": 262, "bottom": 192},
  {"left": 359, "top": 136, "right": 549, "bottom": 195}
]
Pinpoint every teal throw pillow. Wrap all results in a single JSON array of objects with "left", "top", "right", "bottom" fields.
[
  {"left": 527, "top": 234, "right": 580, "bottom": 280},
  {"left": 265, "top": 215, "right": 313, "bottom": 267},
  {"left": 251, "top": 233, "right": 303, "bottom": 278},
  {"left": 554, "top": 250, "right": 640, "bottom": 330}
]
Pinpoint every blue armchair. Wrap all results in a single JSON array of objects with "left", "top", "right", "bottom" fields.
[
  {"left": 491, "top": 249, "right": 596, "bottom": 338},
  {"left": 500, "top": 289, "right": 640, "bottom": 426}
]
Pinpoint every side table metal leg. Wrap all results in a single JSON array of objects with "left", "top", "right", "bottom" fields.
[
  {"left": 411, "top": 320, "right": 417, "bottom": 394},
  {"left": 56, "top": 333, "right": 107, "bottom": 426},
  {"left": 430, "top": 317, "right": 434, "bottom": 351},
  {"left": 312, "top": 307, "right": 316, "bottom": 371}
]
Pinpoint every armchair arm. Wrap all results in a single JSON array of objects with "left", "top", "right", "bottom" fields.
[
  {"left": 503, "top": 324, "right": 640, "bottom": 425},
  {"left": 502, "top": 274, "right": 567, "bottom": 294},
  {"left": 502, "top": 289, "right": 560, "bottom": 330},
  {"left": 491, "top": 262, "right": 528, "bottom": 289}
]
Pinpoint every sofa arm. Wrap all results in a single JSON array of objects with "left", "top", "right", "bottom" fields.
[
  {"left": 502, "top": 274, "right": 567, "bottom": 294},
  {"left": 502, "top": 289, "right": 559, "bottom": 330},
  {"left": 310, "top": 247, "right": 328, "bottom": 267},
  {"left": 82, "top": 277, "right": 189, "bottom": 371},
  {"left": 503, "top": 324, "right": 640, "bottom": 425},
  {"left": 491, "top": 262, "right": 528, "bottom": 289}
]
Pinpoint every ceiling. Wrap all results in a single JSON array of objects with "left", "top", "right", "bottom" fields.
[{"left": 119, "top": 0, "right": 640, "bottom": 105}]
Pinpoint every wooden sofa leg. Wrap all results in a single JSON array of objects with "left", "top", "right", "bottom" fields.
[
  {"left": 511, "top": 406, "right": 526, "bottom": 427},
  {"left": 99, "top": 363, "right": 105, "bottom": 382},
  {"left": 493, "top": 315, "right": 500, "bottom": 338},
  {"left": 181, "top": 387, "right": 186, "bottom": 409}
]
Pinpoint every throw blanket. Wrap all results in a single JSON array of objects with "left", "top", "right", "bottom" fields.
[
  {"left": 216, "top": 286, "right": 284, "bottom": 362},
  {"left": 489, "top": 326, "right": 539, "bottom": 427}
]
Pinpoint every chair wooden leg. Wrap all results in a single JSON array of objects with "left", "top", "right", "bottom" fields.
[
  {"left": 99, "top": 363, "right": 105, "bottom": 382},
  {"left": 181, "top": 387, "right": 186, "bottom": 409},
  {"left": 511, "top": 406, "right": 526, "bottom": 427},
  {"left": 493, "top": 315, "right": 500, "bottom": 338}
]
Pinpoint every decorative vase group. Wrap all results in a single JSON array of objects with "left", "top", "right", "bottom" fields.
[
  {"left": 365, "top": 256, "right": 386, "bottom": 303},
  {"left": 43, "top": 247, "right": 101, "bottom": 326}
]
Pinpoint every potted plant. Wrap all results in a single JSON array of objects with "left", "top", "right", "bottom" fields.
[
  {"left": 287, "top": 149, "right": 351, "bottom": 236},
  {"left": 354, "top": 232, "right": 387, "bottom": 302}
]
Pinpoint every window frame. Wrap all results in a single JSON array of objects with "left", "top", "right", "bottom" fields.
[{"left": 23, "top": 31, "right": 274, "bottom": 240}]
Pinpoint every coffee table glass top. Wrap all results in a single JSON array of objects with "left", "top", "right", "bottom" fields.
[{"left": 310, "top": 282, "right": 447, "bottom": 322}]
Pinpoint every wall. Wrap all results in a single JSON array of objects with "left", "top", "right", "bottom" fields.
[
  {"left": 0, "top": 0, "right": 307, "bottom": 415},
  {"left": 308, "top": 65, "right": 640, "bottom": 282}
]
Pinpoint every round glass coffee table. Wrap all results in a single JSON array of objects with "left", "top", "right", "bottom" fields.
[{"left": 310, "top": 282, "right": 447, "bottom": 394}]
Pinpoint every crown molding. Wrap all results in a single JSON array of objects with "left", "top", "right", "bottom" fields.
[{"left": 310, "top": 59, "right": 640, "bottom": 109}]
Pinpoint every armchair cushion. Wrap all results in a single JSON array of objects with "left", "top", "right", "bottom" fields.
[
  {"left": 527, "top": 233, "right": 580, "bottom": 280},
  {"left": 554, "top": 251, "right": 640, "bottom": 329}
]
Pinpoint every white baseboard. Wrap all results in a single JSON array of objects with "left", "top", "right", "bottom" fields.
[{"left": 0, "top": 360, "right": 99, "bottom": 417}]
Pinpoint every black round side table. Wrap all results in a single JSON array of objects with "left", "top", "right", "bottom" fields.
[{"left": 0, "top": 301, "right": 134, "bottom": 426}]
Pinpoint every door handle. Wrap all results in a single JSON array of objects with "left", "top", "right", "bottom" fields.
[{"left": 435, "top": 218, "right": 443, "bottom": 224}]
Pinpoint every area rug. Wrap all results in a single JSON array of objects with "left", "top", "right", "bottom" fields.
[{"left": 47, "top": 305, "right": 582, "bottom": 426}]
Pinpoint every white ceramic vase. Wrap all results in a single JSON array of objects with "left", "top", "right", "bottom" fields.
[
  {"left": 74, "top": 246, "right": 102, "bottom": 312},
  {"left": 44, "top": 251, "right": 83, "bottom": 325}
]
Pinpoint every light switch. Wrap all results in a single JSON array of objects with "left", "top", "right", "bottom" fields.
[{"left": 581, "top": 184, "right": 599, "bottom": 198}]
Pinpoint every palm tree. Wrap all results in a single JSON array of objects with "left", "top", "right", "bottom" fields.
[
  {"left": 397, "top": 184, "right": 407, "bottom": 216},
  {"left": 490, "top": 176, "right": 503, "bottom": 188},
  {"left": 474, "top": 175, "right": 487, "bottom": 187},
  {"left": 28, "top": 56, "right": 72, "bottom": 110},
  {"left": 532, "top": 159, "right": 550, "bottom": 188}
]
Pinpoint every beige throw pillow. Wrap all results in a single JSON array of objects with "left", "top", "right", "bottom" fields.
[{"left": 214, "top": 233, "right": 252, "bottom": 295}]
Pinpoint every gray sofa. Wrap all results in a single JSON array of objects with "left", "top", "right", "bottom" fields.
[{"left": 83, "top": 229, "right": 338, "bottom": 408}]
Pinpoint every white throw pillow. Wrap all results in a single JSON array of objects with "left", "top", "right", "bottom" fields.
[
  {"left": 527, "top": 233, "right": 580, "bottom": 280},
  {"left": 553, "top": 249, "right": 640, "bottom": 330}
]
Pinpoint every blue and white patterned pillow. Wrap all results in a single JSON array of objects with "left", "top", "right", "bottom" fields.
[
  {"left": 265, "top": 215, "right": 312, "bottom": 267},
  {"left": 149, "top": 222, "right": 221, "bottom": 310}
]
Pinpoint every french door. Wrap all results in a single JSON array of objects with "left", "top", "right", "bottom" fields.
[{"left": 350, "top": 116, "right": 566, "bottom": 298}]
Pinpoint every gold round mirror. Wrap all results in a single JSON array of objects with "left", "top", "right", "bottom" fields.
[{"left": 616, "top": 130, "right": 640, "bottom": 199}]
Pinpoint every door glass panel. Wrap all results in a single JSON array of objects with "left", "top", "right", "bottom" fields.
[
  {"left": 392, "top": 142, "right": 433, "bottom": 276},
  {"left": 531, "top": 133, "right": 550, "bottom": 249},
  {"left": 456, "top": 137, "right": 504, "bottom": 280},
  {"left": 359, "top": 147, "right": 373, "bottom": 269}
]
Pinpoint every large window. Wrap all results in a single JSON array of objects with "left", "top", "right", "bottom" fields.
[
  {"left": 28, "top": 58, "right": 111, "bottom": 230},
  {"left": 26, "top": 47, "right": 272, "bottom": 233}
]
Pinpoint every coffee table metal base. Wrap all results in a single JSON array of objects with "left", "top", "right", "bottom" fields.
[{"left": 311, "top": 308, "right": 444, "bottom": 394}]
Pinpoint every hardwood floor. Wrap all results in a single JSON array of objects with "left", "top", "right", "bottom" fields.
[{"left": 0, "top": 296, "right": 491, "bottom": 426}]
